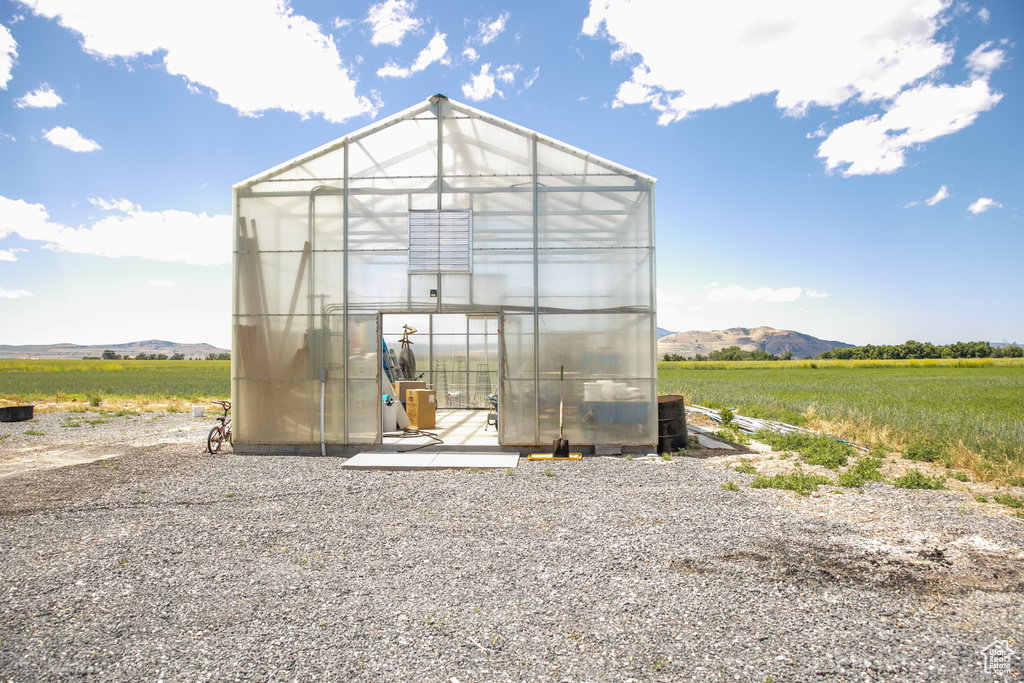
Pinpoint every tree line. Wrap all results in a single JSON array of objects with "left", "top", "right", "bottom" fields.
[
  {"left": 93, "top": 350, "right": 231, "bottom": 361},
  {"left": 663, "top": 340, "right": 1022, "bottom": 362},
  {"left": 817, "top": 340, "right": 1022, "bottom": 360},
  {"left": 663, "top": 346, "right": 792, "bottom": 362}
]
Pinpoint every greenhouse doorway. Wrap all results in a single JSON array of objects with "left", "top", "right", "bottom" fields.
[{"left": 382, "top": 313, "right": 500, "bottom": 447}]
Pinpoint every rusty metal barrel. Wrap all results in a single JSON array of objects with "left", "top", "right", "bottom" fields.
[{"left": 657, "top": 395, "right": 689, "bottom": 453}]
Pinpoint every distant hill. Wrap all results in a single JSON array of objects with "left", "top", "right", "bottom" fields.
[
  {"left": 656, "top": 327, "right": 675, "bottom": 338},
  {"left": 0, "top": 340, "right": 230, "bottom": 360},
  {"left": 657, "top": 326, "right": 854, "bottom": 359}
]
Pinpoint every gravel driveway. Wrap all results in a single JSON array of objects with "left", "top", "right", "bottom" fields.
[{"left": 1, "top": 412, "right": 1022, "bottom": 681}]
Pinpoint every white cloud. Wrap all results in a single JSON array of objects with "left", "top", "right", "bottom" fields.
[
  {"left": 583, "top": 0, "right": 954, "bottom": 122},
  {"left": 0, "top": 287, "right": 33, "bottom": 299},
  {"left": 925, "top": 185, "right": 950, "bottom": 206},
  {"left": 15, "top": 84, "right": 63, "bottom": 108},
  {"left": 977, "top": 7, "right": 991, "bottom": 22},
  {"left": 706, "top": 284, "right": 803, "bottom": 303},
  {"left": 43, "top": 126, "right": 101, "bottom": 152},
  {"left": 477, "top": 11, "right": 510, "bottom": 45},
  {"left": 0, "top": 195, "right": 231, "bottom": 266},
  {"left": 410, "top": 32, "right": 448, "bottom": 71},
  {"left": 582, "top": 0, "right": 1005, "bottom": 175},
  {"left": 147, "top": 279, "right": 176, "bottom": 287},
  {"left": 817, "top": 79, "right": 1002, "bottom": 176},
  {"left": 966, "top": 41, "right": 1005, "bottom": 76},
  {"left": 806, "top": 289, "right": 830, "bottom": 298},
  {"left": 967, "top": 197, "right": 1002, "bottom": 214},
  {"left": 333, "top": 17, "right": 352, "bottom": 31},
  {"left": 19, "top": 0, "right": 377, "bottom": 124},
  {"left": 524, "top": 67, "right": 539, "bottom": 89},
  {"left": 462, "top": 63, "right": 500, "bottom": 101},
  {"left": 463, "top": 47, "right": 478, "bottom": 62},
  {"left": 376, "top": 61, "right": 410, "bottom": 79},
  {"left": 0, "top": 248, "right": 25, "bottom": 261},
  {"left": 365, "top": 0, "right": 421, "bottom": 46},
  {"left": 495, "top": 63, "right": 519, "bottom": 85},
  {"left": 90, "top": 197, "right": 138, "bottom": 213},
  {"left": 379, "top": 31, "right": 448, "bottom": 78},
  {"left": 0, "top": 23, "right": 16, "bottom": 89},
  {"left": 905, "top": 184, "right": 950, "bottom": 208}
]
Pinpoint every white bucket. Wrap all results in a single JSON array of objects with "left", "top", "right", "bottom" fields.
[{"left": 192, "top": 406, "right": 205, "bottom": 417}]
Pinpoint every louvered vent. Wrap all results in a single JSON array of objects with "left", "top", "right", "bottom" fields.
[{"left": 408, "top": 210, "right": 472, "bottom": 273}]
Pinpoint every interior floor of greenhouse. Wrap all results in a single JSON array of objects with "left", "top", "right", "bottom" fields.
[{"left": 383, "top": 408, "right": 499, "bottom": 450}]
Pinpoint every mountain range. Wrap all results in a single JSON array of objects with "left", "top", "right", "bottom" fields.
[
  {"left": 0, "top": 340, "right": 230, "bottom": 360},
  {"left": 657, "top": 326, "right": 854, "bottom": 359},
  {"left": 3, "top": 328, "right": 852, "bottom": 361}
]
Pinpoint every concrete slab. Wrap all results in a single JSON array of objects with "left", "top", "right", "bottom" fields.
[{"left": 343, "top": 451, "right": 519, "bottom": 471}]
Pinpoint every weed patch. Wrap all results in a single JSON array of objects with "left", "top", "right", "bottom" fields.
[
  {"left": 721, "top": 481, "right": 739, "bottom": 491},
  {"left": 732, "top": 461, "right": 757, "bottom": 475},
  {"left": 754, "top": 430, "right": 852, "bottom": 469},
  {"left": 750, "top": 472, "right": 832, "bottom": 496},
  {"left": 838, "top": 455, "right": 885, "bottom": 488},
  {"left": 892, "top": 470, "right": 945, "bottom": 490},
  {"left": 993, "top": 493, "right": 1024, "bottom": 509},
  {"left": 903, "top": 443, "right": 942, "bottom": 463}
]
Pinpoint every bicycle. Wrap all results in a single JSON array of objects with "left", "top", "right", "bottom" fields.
[{"left": 208, "top": 400, "right": 232, "bottom": 453}]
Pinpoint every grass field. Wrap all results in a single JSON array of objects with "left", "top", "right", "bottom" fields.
[
  {"left": 3, "top": 357, "right": 1022, "bottom": 480},
  {"left": 0, "top": 359, "right": 230, "bottom": 408},
  {"left": 659, "top": 358, "right": 1024, "bottom": 481}
]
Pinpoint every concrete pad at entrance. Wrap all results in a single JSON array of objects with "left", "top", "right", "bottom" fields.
[{"left": 342, "top": 452, "right": 519, "bottom": 471}]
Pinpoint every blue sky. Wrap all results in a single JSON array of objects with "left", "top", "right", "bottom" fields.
[{"left": 1, "top": 0, "right": 1021, "bottom": 350}]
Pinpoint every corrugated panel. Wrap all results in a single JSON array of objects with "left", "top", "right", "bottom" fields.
[{"left": 409, "top": 210, "right": 471, "bottom": 273}]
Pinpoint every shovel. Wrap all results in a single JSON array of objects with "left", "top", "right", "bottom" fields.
[{"left": 552, "top": 365, "right": 570, "bottom": 457}]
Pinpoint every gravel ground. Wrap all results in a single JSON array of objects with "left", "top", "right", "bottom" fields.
[{"left": 1, "top": 413, "right": 1022, "bottom": 682}]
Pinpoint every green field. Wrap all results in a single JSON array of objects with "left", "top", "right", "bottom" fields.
[
  {"left": 3, "top": 357, "right": 1022, "bottom": 479},
  {"left": 659, "top": 358, "right": 1024, "bottom": 480},
  {"left": 0, "top": 359, "right": 230, "bottom": 404}
]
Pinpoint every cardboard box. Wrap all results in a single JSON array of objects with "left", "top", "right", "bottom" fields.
[
  {"left": 394, "top": 380, "right": 426, "bottom": 403},
  {"left": 406, "top": 389, "right": 436, "bottom": 430}
]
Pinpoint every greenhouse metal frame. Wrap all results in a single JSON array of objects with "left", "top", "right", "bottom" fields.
[{"left": 231, "top": 94, "right": 657, "bottom": 453}]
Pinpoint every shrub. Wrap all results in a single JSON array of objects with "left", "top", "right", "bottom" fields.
[
  {"left": 993, "top": 493, "right": 1024, "bottom": 509},
  {"left": 750, "top": 472, "right": 832, "bottom": 496},
  {"left": 721, "top": 482, "right": 739, "bottom": 491},
  {"left": 893, "top": 469, "right": 945, "bottom": 490},
  {"left": 903, "top": 443, "right": 942, "bottom": 463},
  {"left": 732, "top": 461, "right": 757, "bottom": 475},
  {"left": 754, "top": 430, "right": 852, "bottom": 469},
  {"left": 838, "top": 456, "right": 885, "bottom": 488}
]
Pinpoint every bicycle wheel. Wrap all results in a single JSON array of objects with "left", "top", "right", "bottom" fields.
[{"left": 208, "top": 425, "right": 225, "bottom": 454}]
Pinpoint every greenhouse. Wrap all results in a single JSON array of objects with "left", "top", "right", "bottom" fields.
[{"left": 231, "top": 94, "right": 657, "bottom": 454}]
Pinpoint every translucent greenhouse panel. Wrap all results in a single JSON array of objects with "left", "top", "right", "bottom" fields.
[
  {"left": 470, "top": 192, "right": 534, "bottom": 250},
  {"left": 234, "top": 314, "right": 312, "bottom": 380},
  {"left": 347, "top": 116, "right": 437, "bottom": 179},
  {"left": 345, "top": 314, "right": 380, "bottom": 444},
  {"left": 235, "top": 378, "right": 317, "bottom": 445},
  {"left": 536, "top": 313, "right": 655, "bottom": 379},
  {"left": 470, "top": 249, "right": 533, "bottom": 309},
  {"left": 443, "top": 114, "right": 532, "bottom": 180},
  {"left": 348, "top": 209, "right": 408, "bottom": 252},
  {"left": 536, "top": 140, "right": 640, "bottom": 183},
  {"left": 440, "top": 273, "right": 470, "bottom": 308},
  {"left": 346, "top": 251, "right": 409, "bottom": 309},
  {"left": 238, "top": 196, "right": 313, "bottom": 252},
  {"left": 537, "top": 249, "right": 651, "bottom": 310},
  {"left": 309, "top": 193, "right": 346, "bottom": 252},
  {"left": 536, "top": 313, "right": 656, "bottom": 446},
  {"left": 236, "top": 251, "right": 312, "bottom": 317},
  {"left": 538, "top": 191, "right": 650, "bottom": 249},
  {"left": 499, "top": 314, "right": 536, "bottom": 445}
]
